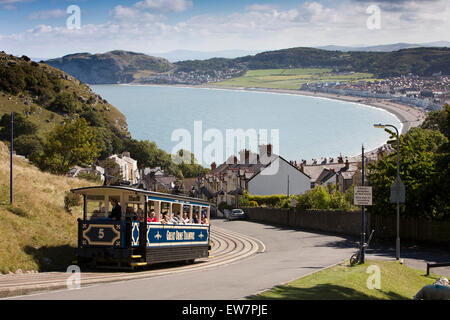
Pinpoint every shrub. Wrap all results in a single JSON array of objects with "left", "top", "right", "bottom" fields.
[
  {"left": 218, "top": 201, "right": 232, "bottom": 211},
  {"left": 77, "top": 172, "right": 103, "bottom": 184},
  {"left": 64, "top": 192, "right": 82, "bottom": 213},
  {"left": 13, "top": 134, "right": 44, "bottom": 158}
]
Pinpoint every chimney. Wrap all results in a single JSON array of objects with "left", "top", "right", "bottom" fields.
[
  {"left": 345, "top": 159, "right": 349, "bottom": 170},
  {"left": 337, "top": 154, "right": 344, "bottom": 164},
  {"left": 121, "top": 151, "right": 131, "bottom": 158},
  {"left": 300, "top": 163, "right": 304, "bottom": 173},
  {"left": 258, "top": 144, "right": 272, "bottom": 157},
  {"left": 239, "top": 149, "right": 251, "bottom": 164},
  {"left": 233, "top": 156, "right": 238, "bottom": 164},
  {"left": 211, "top": 162, "right": 217, "bottom": 171}
]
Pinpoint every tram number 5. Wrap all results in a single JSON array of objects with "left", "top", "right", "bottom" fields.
[{"left": 98, "top": 228, "right": 105, "bottom": 239}]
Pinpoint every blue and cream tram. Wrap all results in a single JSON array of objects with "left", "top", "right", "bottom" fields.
[{"left": 72, "top": 186, "right": 212, "bottom": 269}]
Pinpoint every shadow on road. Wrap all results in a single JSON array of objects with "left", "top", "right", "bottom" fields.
[{"left": 246, "top": 283, "right": 408, "bottom": 300}]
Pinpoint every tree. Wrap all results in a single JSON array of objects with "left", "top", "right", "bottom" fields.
[
  {"left": 48, "top": 92, "right": 77, "bottom": 114},
  {"left": 0, "top": 112, "right": 38, "bottom": 140},
  {"left": 13, "top": 134, "right": 44, "bottom": 158},
  {"left": 368, "top": 127, "right": 448, "bottom": 220},
  {"left": 32, "top": 118, "right": 99, "bottom": 174},
  {"left": 173, "top": 149, "right": 209, "bottom": 178}
]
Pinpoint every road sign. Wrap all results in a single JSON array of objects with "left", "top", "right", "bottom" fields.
[
  {"left": 390, "top": 176, "right": 405, "bottom": 203},
  {"left": 354, "top": 186, "right": 373, "bottom": 206}
]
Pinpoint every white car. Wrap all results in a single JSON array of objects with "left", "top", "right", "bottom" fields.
[{"left": 228, "top": 208, "right": 246, "bottom": 221}]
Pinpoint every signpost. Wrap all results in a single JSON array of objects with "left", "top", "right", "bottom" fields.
[{"left": 354, "top": 186, "right": 373, "bottom": 206}]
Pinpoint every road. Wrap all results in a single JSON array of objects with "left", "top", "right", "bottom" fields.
[{"left": 4, "top": 219, "right": 357, "bottom": 300}]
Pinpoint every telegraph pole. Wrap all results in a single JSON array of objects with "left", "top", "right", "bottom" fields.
[
  {"left": 10, "top": 112, "right": 13, "bottom": 204},
  {"left": 361, "top": 145, "right": 365, "bottom": 263}
]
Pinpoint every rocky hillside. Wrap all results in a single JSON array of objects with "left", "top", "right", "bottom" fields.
[
  {"left": 0, "top": 51, "right": 129, "bottom": 138},
  {"left": 46, "top": 50, "right": 175, "bottom": 84}
]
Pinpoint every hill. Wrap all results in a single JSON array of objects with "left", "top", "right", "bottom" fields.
[
  {"left": 46, "top": 50, "right": 175, "bottom": 84},
  {"left": 0, "top": 51, "right": 131, "bottom": 159},
  {"left": 317, "top": 41, "right": 450, "bottom": 52},
  {"left": 0, "top": 141, "right": 96, "bottom": 273},
  {"left": 46, "top": 47, "right": 450, "bottom": 85},
  {"left": 235, "top": 47, "right": 450, "bottom": 77}
]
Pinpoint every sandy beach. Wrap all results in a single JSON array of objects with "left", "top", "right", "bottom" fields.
[{"left": 203, "top": 86, "right": 426, "bottom": 135}]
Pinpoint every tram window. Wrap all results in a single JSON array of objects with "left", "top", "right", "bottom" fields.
[
  {"left": 192, "top": 206, "right": 200, "bottom": 224},
  {"left": 86, "top": 195, "right": 107, "bottom": 220},
  {"left": 161, "top": 202, "right": 170, "bottom": 215},
  {"left": 125, "top": 203, "right": 143, "bottom": 221},
  {"left": 147, "top": 201, "right": 159, "bottom": 223}
]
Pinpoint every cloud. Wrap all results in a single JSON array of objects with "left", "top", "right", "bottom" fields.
[
  {"left": 28, "top": 9, "right": 67, "bottom": 20},
  {"left": 1, "top": 0, "right": 449, "bottom": 58},
  {"left": 110, "top": 5, "right": 164, "bottom": 23},
  {"left": 134, "top": 0, "right": 193, "bottom": 12}
]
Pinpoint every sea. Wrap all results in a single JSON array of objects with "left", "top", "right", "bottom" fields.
[{"left": 91, "top": 85, "right": 402, "bottom": 166}]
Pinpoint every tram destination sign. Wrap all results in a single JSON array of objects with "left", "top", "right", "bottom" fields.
[{"left": 354, "top": 186, "right": 373, "bottom": 206}]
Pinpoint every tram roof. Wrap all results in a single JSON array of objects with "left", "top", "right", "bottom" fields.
[{"left": 71, "top": 185, "right": 212, "bottom": 207}]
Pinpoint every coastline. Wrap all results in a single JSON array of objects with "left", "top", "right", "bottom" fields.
[
  {"left": 118, "top": 82, "right": 427, "bottom": 160},
  {"left": 126, "top": 83, "right": 426, "bottom": 135}
]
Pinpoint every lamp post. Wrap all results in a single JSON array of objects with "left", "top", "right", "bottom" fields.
[{"left": 374, "top": 123, "right": 401, "bottom": 260}]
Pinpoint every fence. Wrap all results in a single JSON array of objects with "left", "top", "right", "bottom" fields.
[{"left": 244, "top": 207, "right": 450, "bottom": 245}]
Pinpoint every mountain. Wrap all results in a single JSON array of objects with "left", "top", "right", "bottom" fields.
[
  {"left": 317, "top": 41, "right": 450, "bottom": 52},
  {"left": 233, "top": 46, "right": 450, "bottom": 77},
  {"left": 46, "top": 50, "right": 175, "bottom": 84},
  {"left": 44, "top": 46, "right": 450, "bottom": 86},
  {"left": 150, "top": 49, "right": 262, "bottom": 62}
]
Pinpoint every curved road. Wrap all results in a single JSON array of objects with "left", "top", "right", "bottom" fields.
[{"left": 4, "top": 219, "right": 357, "bottom": 300}]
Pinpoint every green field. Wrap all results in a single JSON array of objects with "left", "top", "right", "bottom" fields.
[
  {"left": 212, "top": 68, "right": 377, "bottom": 90},
  {"left": 249, "top": 260, "right": 442, "bottom": 300}
]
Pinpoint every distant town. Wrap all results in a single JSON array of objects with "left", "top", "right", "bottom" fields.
[{"left": 301, "top": 73, "right": 449, "bottom": 111}]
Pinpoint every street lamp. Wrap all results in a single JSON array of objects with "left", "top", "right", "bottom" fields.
[{"left": 373, "top": 123, "right": 402, "bottom": 260}]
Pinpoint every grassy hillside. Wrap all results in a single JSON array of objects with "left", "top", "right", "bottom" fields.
[
  {"left": 0, "top": 51, "right": 128, "bottom": 136},
  {"left": 0, "top": 141, "right": 96, "bottom": 274},
  {"left": 236, "top": 47, "right": 450, "bottom": 77},
  {"left": 212, "top": 68, "right": 377, "bottom": 90}
]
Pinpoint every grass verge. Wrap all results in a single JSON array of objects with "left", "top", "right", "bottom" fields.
[
  {"left": 0, "top": 141, "right": 96, "bottom": 274},
  {"left": 249, "top": 260, "right": 442, "bottom": 300}
]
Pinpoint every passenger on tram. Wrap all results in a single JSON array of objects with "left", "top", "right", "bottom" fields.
[
  {"left": 160, "top": 213, "right": 169, "bottom": 224},
  {"left": 182, "top": 213, "right": 189, "bottom": 224},
  {"left": 201, "top": 216, "right": 209, "bottom": 225},
  {"left": 147, "top": 211, "right": 158, "bottom": 223},
  {"left": 109, "top": 199, "right": 122, "bottom": 221},
  {"left": 193, "top": 214, "right": 200, "bottom": 224},
  {"left": 174, "top": 213, "right": 183, "bottom": 224}
]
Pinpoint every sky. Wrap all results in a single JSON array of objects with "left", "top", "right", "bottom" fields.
[{"left": 0, "top": 0, "right": 449, "bottom": 59}]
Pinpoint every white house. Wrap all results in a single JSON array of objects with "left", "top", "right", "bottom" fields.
[
  {"left": 247, "top": 156, "right": 310, "bottom": 196},
  {"left": 108, "top": 152, "right": 140, "bottom": 184}
]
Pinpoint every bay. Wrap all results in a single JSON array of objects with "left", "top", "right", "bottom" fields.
[{"left": 91, "top": 85, "right": 401, "bottom": 166}]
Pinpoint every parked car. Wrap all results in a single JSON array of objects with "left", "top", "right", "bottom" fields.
[{"left": 228, "top": 208, "right": 246, "bottom": 221}]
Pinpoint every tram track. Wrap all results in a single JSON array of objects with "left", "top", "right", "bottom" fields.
[{"left": 0, "top": 224, "right": 265, "bottom": 299}]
